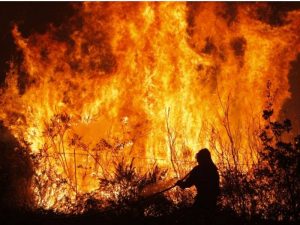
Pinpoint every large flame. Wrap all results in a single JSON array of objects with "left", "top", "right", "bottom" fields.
[{"left": 1, "top": 2, "right": 300, "bottom": 210}]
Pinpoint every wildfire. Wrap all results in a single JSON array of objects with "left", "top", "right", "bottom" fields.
[{"left": 1, "top": 2, "right": 300, "bottom": 211}]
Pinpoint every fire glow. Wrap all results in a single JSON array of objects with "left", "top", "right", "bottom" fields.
[{"left": 1, "top": 2, "right": 300, "bottom": 211}]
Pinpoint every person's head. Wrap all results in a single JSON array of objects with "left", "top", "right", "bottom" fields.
[{"left": 196, "top": 148, "right": 212, "bottom": 165}]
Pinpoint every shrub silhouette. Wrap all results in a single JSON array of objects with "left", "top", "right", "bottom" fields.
[
  {"left": 255, "top": 108, "right": 300, "bottom": 221},
  {"left": 0, "top": 121, "right": 33, "bottom": 211},
  {"left": 98, "top": 159, "right": 173, "bottom": 217}
]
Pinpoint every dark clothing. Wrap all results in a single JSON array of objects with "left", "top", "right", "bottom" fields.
[{"left": 181, "top": 162, "right": 220, "bottom": 211}]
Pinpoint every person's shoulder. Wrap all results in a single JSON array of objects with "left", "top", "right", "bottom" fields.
[
  {"left": 191, "top": 165, "right": 201, "bottom": 173},
  {"left": 212, "top": 162, "right": 219, "bottom": 171}
]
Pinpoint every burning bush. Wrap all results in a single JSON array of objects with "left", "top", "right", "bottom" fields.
[
  {"left": 97, "top": 159, "right": 176, "bottom": 216},
  {"left": 217, "top": 84, "right": 300, "bottom": 222}
]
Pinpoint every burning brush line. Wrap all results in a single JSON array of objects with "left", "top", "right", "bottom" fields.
[{"left": 0, "top": 2, "right": 300, "bottom": 211}]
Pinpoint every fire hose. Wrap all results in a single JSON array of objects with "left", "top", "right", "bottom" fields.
[
  {"left": 100, "top": 172, "right": 192, "bottom": 215},
  {"left": 144, "top": 183, "right": 177, "bottom": 199},
  {"left": 142, "top": 170, "right": 192, "bottom": 200}
]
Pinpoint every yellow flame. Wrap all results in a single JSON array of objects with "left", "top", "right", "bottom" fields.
[{"left": 1, "top": 2, "right": 300, "bottom": 211}]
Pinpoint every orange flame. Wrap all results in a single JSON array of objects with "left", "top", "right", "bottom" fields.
[{"left": 1, "top": 2, "right": 300, "bottom": 211}]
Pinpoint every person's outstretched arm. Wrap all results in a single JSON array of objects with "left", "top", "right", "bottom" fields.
[{"left": 176, "top": 167, "right": 197, "bottom": 189}]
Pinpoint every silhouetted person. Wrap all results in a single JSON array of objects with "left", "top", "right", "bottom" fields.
[{"left": 176, "top": 148, "right": 220, "bottom": 213}]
